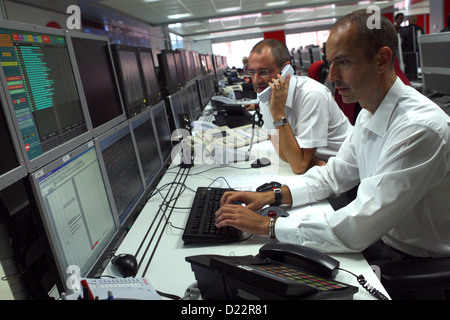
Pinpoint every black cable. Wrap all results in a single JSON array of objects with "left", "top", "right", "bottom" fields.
[{"left": 338, "top": 267, "right": 390, "bottom": 300}]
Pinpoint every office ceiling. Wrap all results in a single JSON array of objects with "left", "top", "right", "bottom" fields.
[
  {"left": 91, "top": 0, "right": 430, "bottom": 41},
  {"left": 13, "top": 0, "right": 430, "bottom": 42}
]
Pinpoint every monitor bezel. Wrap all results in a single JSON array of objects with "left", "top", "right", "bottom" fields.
[
  {"left": 65, "top": 31, "right": 127, "bottom": 137},
  {"left": 28, "top": 140, "right": 120, "bottom": 294},
  {"left": 0, "top": 85, "right": 28, "bottom": 191},
  {"left": 94, "top": 120, "right": 146, "bottom": 226},
  {"left": 110, "top": 44, "right": 147, "bottom": 118},
  {"left": 0, "top": 20, "right": 93, "bottom": 173}
]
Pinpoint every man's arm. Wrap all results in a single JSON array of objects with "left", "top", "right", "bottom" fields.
[{"left": 269, "top": 74, "right": 326, "bottom": 173}]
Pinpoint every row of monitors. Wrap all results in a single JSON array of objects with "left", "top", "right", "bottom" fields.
[
  {"left": 158, "top": 48, "right": 226, "bottom": 96},
  {"left": 0, "top": 20, "right": 218, "bottom": 191},
  {"left": 292, "top": 46, "right": 322, "bottom": 71},
  {"left": 166, "top": 73, "right": 216, "bottom": 133},
  {"left": 29, "top": 99, "right": 173, "bottom": 293}
]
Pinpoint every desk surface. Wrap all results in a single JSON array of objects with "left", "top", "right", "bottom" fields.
[{"left": 102, "top": 134, "right": 390, "bottom": 301}]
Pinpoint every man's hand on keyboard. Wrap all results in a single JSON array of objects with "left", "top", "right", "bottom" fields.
[
  {"left": 215, "top": 203, "right": 272, "bottom": 236},
  {"left": 220, "top": 190, "right": 274, "bottom": 211}
]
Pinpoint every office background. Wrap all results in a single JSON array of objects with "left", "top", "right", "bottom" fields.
[{"left": 0, "top": 0, "right": 448, "bottom": 300}]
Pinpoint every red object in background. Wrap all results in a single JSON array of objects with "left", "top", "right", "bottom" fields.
[
  {"left": 45, "top": 21, "right": 62, "bottom": 29},
  {"left": 263, "top": 30, "right": 286, "bottom": 43}
]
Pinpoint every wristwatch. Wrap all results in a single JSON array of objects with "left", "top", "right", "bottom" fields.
[
  {"left": 273, "top": 116, "right": 288, "bottom": 127},
  {"left": 273, "top": 188, "right": 282, "bottom": 206}
]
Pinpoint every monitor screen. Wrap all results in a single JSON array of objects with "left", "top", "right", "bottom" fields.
[
  {"left": 311, "top": 47, "right": 322, "bottom": 63},
  {"left": 168, "top": 91, "right": 185, "bottom": 131},
  {"left": 151, "top": 100, "right": 173, "bottom": 163},
  {"left": 29, "top": 141, "right": 118, "bottom": 293},
  {"left": 179, "top": 49, "right": 192, "bottom": 81},
  {"left": 111, "top": 44, "right": 146, "bottom": 117},
  {"left": 137, "top": 47, "right": 161, "bottom": 106},
  {"left": 67, "top": 33, "right": 125, "bottom": 136},
  {"left": 174, "top": 50, "right": 186, "bottom": 85},
  {"left": 158, "top": 50, "right": 179, "bottom": 94},
  {"left": 185, "top": 83, "right": 198, "bottom": 119},
  {"left": 300, "top": 49, "right": 312, "bottom": 69},
  {"left": 191, "top": 82, "right": 202, "bottom": 114},
  {"left": 419, "top": 33, "right": 450, "bottom": 94},
  {"left": 97, "top": 122, "right": 145, "bottom": 225},
  {"left": 0, "top": 95, "right": 27, "bottom": 191},
  {"left": 0, "top": 21, "right": 91, "bottom": 172},
  {"left": 130, "top": 108, "right": 163, "bottom": 188},
  {"left": 179, "top": 90, "right": 190, "bottom": 120}
]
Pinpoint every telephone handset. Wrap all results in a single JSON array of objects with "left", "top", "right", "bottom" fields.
[
  {"left": 257, "top": 64, "right": 295, "bottom": 103},
  {"left": 185, "top": 242, "right": 359, "bottom": 300},
  {"left": 257, "top": 242, "right": 339, "bottom": 278}
]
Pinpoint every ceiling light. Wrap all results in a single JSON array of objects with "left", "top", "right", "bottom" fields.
[
  {"left": 167, "top": 13, "right": 193, "bottom": 20},
  {"left": 215, "top": 6, "right": 241, "bottom": 13},
  {"left": 266, "top": 0, "right": 291, "bottom": 6}
]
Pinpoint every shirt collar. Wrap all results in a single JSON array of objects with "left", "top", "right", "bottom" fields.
[{"left": 366, "top": 77, "right": 404, "bottom": 137}]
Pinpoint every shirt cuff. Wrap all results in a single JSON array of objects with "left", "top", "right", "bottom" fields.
[{"left": 288, "top": 177, "right": 310, "bottom": 208}]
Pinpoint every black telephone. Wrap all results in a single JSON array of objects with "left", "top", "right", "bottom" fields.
[{"left": 185, "top": 242, "right": 359, "bottom": 300}]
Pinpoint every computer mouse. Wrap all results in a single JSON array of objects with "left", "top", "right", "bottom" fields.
[
  {"left": 251, "top": 157, "right": 271, "bottom": 168},
  {"left": 111, "top": 253, "right": 138, "bottom": 277},
  {"left": 259, "top": 206, "right": 289, "bottom": 218},
  {"left": 256, "top": 181, "right": 281, "bottom": 192}
]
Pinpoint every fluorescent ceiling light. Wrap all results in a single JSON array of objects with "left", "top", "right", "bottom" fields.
[
  {"left": 167, "top": 13, "right": 193, "bottom": 20},
  {"left": 266, "top": 1, "right": 291, "bottom": 7},
  {"left": 215, "top": 6, "right": 241, "bottom": 13}
]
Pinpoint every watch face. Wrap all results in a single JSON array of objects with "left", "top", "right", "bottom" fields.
[{"left": 282, "top": 117, "right": 287, "bottom": 124}]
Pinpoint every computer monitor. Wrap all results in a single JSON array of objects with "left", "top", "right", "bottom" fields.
[
  {"left": 167, "top": 90, "right": 186, "bottom": 131},
  {"left": 300, "top": 48, "right": 312, "bottom": 69},
  {"left": 158, "top": 50, "right": 180, "bottom": 95},
  {"left": 192, "top": 51, "right": 202, "bottom": 79},
  {"left": 190, "top": 81, "right": 202, "bottom": 115},
  {"left": 66, "top": 32, "right": 126, "bottom": 137},
  {"left": 419, "top": 32, "right": 450, "bottom": 95},
  {"left": 129, "top": 108, "right": 163, "bottom": 189},
  {"left": 137, "top": 47, "right": 161, "bottom": 106},
  {"left": 178, "top": 49, "right": 193, "bottom": 82},
  {"left": 110, "top": 44, "right": 146, "bottom": 118},
  {"left": 0, "top": 91, "right": 28, "bottom": 191},
  {"left": 29, "top": 141, "right": 118, "bottom": 293},
  {"left": 185, "top": 83, "right": 199, "bottom": 120},
  {"left": 151, "top": 100, "right": 173, "bottom": 164},
  {"left": 95, "top": 121, "right": 145, "bottom": 225},
  {"left": 311, "top": 46, "right": 322, "bottom": 63},
  {"left": 0, "top": 21, "right": 92, "bottom": 173},
  {"left": 174, "top": 50, "right": 186, "bottom": 87}
]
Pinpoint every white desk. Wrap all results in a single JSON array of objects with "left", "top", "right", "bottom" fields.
[{"left": 102, "top": 139, "right": 390, "bottom": 301}]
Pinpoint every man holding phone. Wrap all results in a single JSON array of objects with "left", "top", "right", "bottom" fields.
[{"left": 247, "top": 39, "right": 352, "bottom": 173}]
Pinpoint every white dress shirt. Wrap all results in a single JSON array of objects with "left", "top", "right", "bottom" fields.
[
  {"left": 259, "top": 75, "right": 352, "bottom": 161},
  {"left": 276, "top": 77, "right": 450, "bottom": 258}
]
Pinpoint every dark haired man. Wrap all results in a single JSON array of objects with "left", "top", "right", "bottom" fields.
[
  {"left": 217, "top": 10, "right": 449, "bottom": 263},
  {"left": 247, "top": 39, "right": 352, "bottom": 174}
]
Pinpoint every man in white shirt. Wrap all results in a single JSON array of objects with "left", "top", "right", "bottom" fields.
[
  {"left": 216, "top": 11, "right": 449, "bottom": 260},
  {"left": 247, "top": 39, "right": 352, "bottom": 173}
]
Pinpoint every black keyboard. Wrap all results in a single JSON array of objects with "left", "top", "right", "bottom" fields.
[{"left": 182, "top": 187, "right": 242, "bottom": 244}]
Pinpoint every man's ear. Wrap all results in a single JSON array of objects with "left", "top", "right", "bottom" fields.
[{"left": 377, "top": 46, "right": 393, "bottom": 73}]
